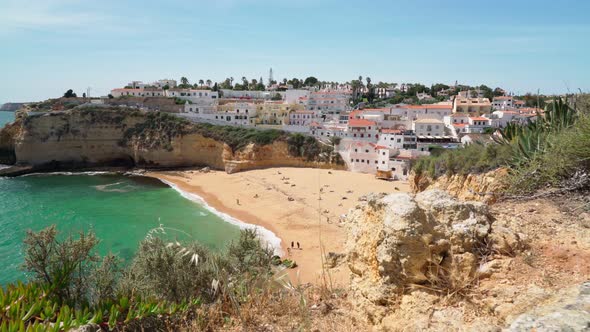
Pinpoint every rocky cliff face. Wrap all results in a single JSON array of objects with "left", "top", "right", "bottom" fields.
[
  {"left": 0, "top": 103, "right": 26, "bottom": 112},
  {"left": 345, "top": 190, "right": 523, "bottom": 330},
  {"left": 410, "top": 168, "right": 508, "bottom": 204},
  {"left": 1, "top": 107, "right": 343, "bottom": 174}
]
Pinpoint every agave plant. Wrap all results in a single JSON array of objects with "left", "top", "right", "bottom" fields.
[{"left": 493, "top": 97, "right": 578, "bottom": 166}]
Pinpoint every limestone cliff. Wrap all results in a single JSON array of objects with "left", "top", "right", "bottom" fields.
[
  {"left": 410, "top": 168, "right": 508, "bottom": 204},
  {"left": 0, "top": 106, "right": 344, "bottom": 174},
  {"left": 345, "top": 190, "right": 522, "bottom": 328}
]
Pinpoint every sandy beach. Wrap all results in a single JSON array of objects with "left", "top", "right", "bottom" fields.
[{"left": 146, "top": 167, "right": 410, "bottom": 286}]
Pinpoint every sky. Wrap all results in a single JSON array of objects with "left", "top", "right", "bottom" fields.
[{"left": 0, "top": 0, "right": 589, "bottom": 102}]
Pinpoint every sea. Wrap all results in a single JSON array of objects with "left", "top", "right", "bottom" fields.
[
  {"left": 0, "top": 111, "right": 280, "bottom": 285},
  {"left": 0, "top": 111, "right": 14, "bottom": 127}
]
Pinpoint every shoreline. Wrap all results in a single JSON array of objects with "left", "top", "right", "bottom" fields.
[
  {"left": 145, "top": 167, "right": 411, "bottom": 285},
  {"left": 158, "top": 178, "right": 284, "bottom": 255},
  {"left": 4, "top": 166, "right": 410, "bottom": 285}
]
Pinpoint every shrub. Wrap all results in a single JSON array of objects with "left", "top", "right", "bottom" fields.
[
  {"left": 21, "top": 225, "right": 116, "bottom": 306},
  {"left": 6, "top": 226, "right": 280, "bottom": 330}
]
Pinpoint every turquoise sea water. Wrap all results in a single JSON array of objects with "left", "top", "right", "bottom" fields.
[
  {"left": 0, "top": 174, "right": 242, "bottom": 285},
  {"left": 0, "top": 111, "right": 15, "bottom": 127}
]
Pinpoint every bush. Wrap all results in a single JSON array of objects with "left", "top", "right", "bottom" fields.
[
  {"left": 6, "top": 226, "right": 278, "bottom": 330},
  {"left": 192, "top": 123, "right": 287, "bottom": 152},
  {"left": 412, "top": 143, "right": 512, "bottom": 178},
  {"left": 21, "top": 225, "right": 118, "bottom": 307},
  {"left": 507, "top": 113, "right": 590, "bottom": 193}
]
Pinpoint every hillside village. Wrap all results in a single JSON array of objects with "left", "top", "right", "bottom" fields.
[{"left": 94, "top": 76, "right": 544, "bottom": 180}]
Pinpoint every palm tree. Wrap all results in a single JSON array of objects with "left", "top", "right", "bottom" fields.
[
  {"left": 206, "top": 79, "right": 212, "bottom": 87},
  {"left": 198, "top": 79, "right": 204, "bottom": 87},
  {"left": 180, "top": 77, "right": 189, "bottom": 86}
]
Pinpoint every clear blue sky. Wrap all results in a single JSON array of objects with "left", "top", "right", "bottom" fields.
[{"left": 0, "top": 0, "right": 589, "bottom": 102}]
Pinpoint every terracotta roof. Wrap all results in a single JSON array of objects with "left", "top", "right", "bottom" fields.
[
  {"left": 493, "top": 96, "right": 512, "bottom": 100},
  {"left": 369, "top": 143, "right": 389, "bottom": 150},
  {"left": 469, "top": 117, "right": 489, "bottom": 121},
  {"left": 451, "top": 113, "right": 470, "bottom": 117},
  {"left": 348, "top": 119, "right": 376, "bottom": 127},
  {"left": 453, "top": 123, "right": 467, "bottom": 127}
]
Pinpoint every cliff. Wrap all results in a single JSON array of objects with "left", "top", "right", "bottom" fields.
[
  {"left": 344, "top": 190, "right": 590, "bottom": 330},
  {"left": 410, "top": 168, "right": 508, "bottom": 204},
  {"left": 0, "top": 106, "right": 344, "bottom": 174},
  {"left": 0, "top": 103, "right": 26, "bottom": 112}
]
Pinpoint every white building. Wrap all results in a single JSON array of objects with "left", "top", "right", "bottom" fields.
[
  {"left": 300, "top": 89, "right": 351, "bottom": 115},
  {"left": 110, "top": 88, "right": 165, "bottom": 98},
  {"left": 492, "top": 96, "right": 514, "bottom": 110},
  {"left": 347, "top": 118, "right": 380, "bottom": 141},
  {"left": 412, "top": 118, "right": 445, "bottom": 137},
  {"left": 288, "top": 110, "right": 317, "bottom": 126},
  {"left": 377, "top": 129, "right": 418, "bottom": 150},
  {"left": 154, "top": 79, "right": 177, "bottom": 88},
  {"left": 284, "top": 89, "right": 310, "bottom": 104}
]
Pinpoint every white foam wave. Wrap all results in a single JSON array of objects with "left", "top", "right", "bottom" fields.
[
  {"left": 159, "top": 178, "right": 283, "bottom": 255},
  {"left": 21, "top": 171, "right": 114, "bottom": 177}
]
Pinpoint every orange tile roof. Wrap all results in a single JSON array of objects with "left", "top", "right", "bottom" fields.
[
  {"left": 451, "top": 113, "right": 470, "bottom": 117},
  {"left": 369, "top": 143, "right": 389, "bottom": 150},
  {"left": 348, "top": 119, "right": 376, "bottom": 127},
  {"left": 470, "top": 117, "right": 489, "bottom": 121}
]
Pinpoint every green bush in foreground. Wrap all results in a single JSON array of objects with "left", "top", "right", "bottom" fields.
[
  {"left": 2, "top": 226, "right": 278, "bottom": 331},
  {"left": 412, "top": 143, "right": 513, "bottom": 178}
]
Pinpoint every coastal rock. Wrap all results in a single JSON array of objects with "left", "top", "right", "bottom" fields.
[
  {"left": 1, "top": 107, "right": 344, "bottom": 174},
  {"left": 345, "top": 189, "right": 522, "bottom": 325},
  {"left": 410, "top": 168, "right": 508, "bottom": 204},
  {"left": 506, "top": 281, "right": 590, "bottom": 332}
]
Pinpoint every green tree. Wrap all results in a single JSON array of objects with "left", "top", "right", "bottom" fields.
[
  {"left": 198, "top": 79, "right": 204, "bottom": 87},
  {"left": 206, "top": 79, "right": 212, "bottom": 87},
  {"left": 304, "top": 76, "right": 319, "bottom": 86},
  {"left": 180, "top": 77, "right": 189, "bottom": 86},
  {"left": 63, "top": 89, "right": 77, "bottom": 98}
]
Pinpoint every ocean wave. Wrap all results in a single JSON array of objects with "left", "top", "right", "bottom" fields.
[
  {"left": 21, "top": 171, "right": 115, "bottom": 177},
  {"left": 158, "top": 179, "right": 283, "bottom": 255}
]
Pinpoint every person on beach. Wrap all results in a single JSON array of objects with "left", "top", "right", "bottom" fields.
[
  {"left": 297, "top": 242, "right": 300, "bottom": 249},
  {"left": 236, "top": 198, "right": 240, "bottom": 205},
  {"left": 291, "top": 241, "right": 294, "bottom": 248}
]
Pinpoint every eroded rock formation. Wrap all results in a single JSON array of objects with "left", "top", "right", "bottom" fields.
[
  {"left": 0, "top": 106, "right": 344, "bottom": 174},
  {"left": 410, "top": 169, "right": 508, "bottom": 204},
  {"left": 345, "top": 190, "right": 523, "bottom": 327}
]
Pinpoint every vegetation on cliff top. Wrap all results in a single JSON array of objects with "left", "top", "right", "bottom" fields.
[
  {"left": 413, "top": 95, "right": 590, "bottom": 194},
  {"left": 120, "top": 111, "right": 343, "bottom": 164}
]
